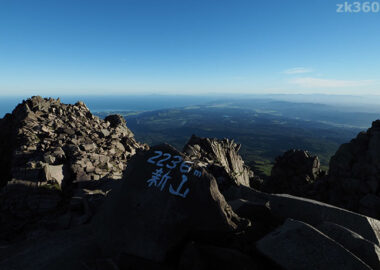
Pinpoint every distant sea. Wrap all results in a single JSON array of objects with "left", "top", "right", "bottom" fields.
[
  {"left": 2, "top": 93, "right": 380, "bottom": 118},
  {"left": 0, "top": 95, "right": 222, "bottom": 118}
]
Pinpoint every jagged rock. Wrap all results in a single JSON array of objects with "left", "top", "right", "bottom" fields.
[
  {"left": 183, "top": 135, "right": 255, "bottom": 189},
  {"left": 316, "top": 222, "right": 380, "bottom": 270},
  {"left": 93, "top": 144, "right": 248, "bottom": 262},
  {"left": 262, "top": 149, "right": 322, "bottom": 196},
  {"left": 326, "top": 120, "right": 380, "bottom": 218},
  {"left": 257, "top": 219, "right": 371, "bottom": 270}
]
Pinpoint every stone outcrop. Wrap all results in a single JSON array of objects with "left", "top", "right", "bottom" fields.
[
  {"left": 321, "top": 120, "right": 380, "bottom": 219},
  {"left": 183, "top": 135, "right": 258, "bottom": 189},
  {"left": 262, "top": 149, "right": 323, "bottom": 196}
]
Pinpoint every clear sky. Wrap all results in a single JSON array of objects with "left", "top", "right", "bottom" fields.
[{"left": 0, "top": 0, "right": 379, "bottom": 96}]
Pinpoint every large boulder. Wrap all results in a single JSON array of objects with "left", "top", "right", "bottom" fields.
[
  {"left": 316, "top": 222, "right": 380, "bottom": 270},
  {"left": 224, "top": 185, "right": 380, "bottom": 245},
  {"left": 257, "top": 219, "right": 371, "bottom": 270},
  {"left": 93, "top": 144, "right": 248, "bottom": 262},
  {"left": 183, "top": 135, "right": 255, "bottom": 189},
  {"left": 267, "top": 194, "right": 380, "bottom": 245},
  {"left": 262, "top": 149, "right": 322, "bottom": 196}
]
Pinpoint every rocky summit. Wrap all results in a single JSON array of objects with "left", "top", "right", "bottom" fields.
[
  {"left": 0, "top": 96, "right": 147, "bottom": 237},
  {"left": 0, "top": 96, "right": 379, "bottom": 270}
]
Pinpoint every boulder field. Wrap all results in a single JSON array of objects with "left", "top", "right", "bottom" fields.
[{"left": 0, "top": 96, "right": 379, "bottom": 269}]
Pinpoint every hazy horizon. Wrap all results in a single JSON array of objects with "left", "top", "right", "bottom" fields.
[{"left": 2, "top": 93, "right": 380, "bottom": 119}]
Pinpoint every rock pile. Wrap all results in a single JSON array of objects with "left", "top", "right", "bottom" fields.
[
  {"left": 262, "top": 149, "right": 323, "bottom": 196},
  {"left": 0, "top": 96, "right": 147, "bottom": 236}
]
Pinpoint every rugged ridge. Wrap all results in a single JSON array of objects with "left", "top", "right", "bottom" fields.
[
  {"left": 326, "top": 120, "right": 380, "bottom": 218},
  {"left": 0, "top": 97, "right": 379, "bottom": 270}
]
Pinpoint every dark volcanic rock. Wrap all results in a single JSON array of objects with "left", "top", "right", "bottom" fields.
[
  {"left": 262, "top": 149, "right": 322, "bottom": 196},
  {"left": 94, "top": 144, "right": 248, "bottom": 262},
  {"left": 183, "top": 135, "right": 256, "bottom": 190}
]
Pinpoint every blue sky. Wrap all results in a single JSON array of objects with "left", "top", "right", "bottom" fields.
[{"left": 0, "top": 0, "right": 379, "bottom": 96}]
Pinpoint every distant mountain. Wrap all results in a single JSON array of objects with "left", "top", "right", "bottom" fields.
[
  {"left": 201, "top": 99, "right": 380, "bottom": 128},
  {"left": 95, "top": 103, "right": 362, "bottom": 176}
]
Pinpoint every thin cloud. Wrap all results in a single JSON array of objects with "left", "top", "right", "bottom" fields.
[
  {"left": 283, "top": 67, "right": 313, "bottom": 74},
  {"left": 290, "top": 77, "right": 375, "bottom": 88}
]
